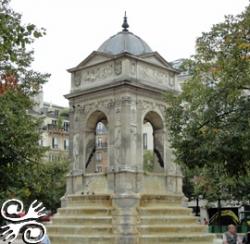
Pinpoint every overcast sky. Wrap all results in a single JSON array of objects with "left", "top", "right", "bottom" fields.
[{"left": 11, "top": 0, "right": 249, "bottom": 107}]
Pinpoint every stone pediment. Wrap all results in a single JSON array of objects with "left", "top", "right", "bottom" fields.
[
  {"left": 68, "top": 51, "right": 114, "bottom": 72},
  {"left": 68, "top": 52, "right": 180, "bottom": 94},
  {"left": 139, "top": 52, "right": 176, "bottom": 70}
]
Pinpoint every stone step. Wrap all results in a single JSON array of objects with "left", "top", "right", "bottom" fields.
[
  {"left": 140, "top": 215, "right": 198, "bottom": 225},
  {"left": 140, "top": 194, "right": 184, "bottom": 207},
  {"left": 139, "top": 224, "right": 207, "bottom": 234},
  {"left": 47, "top": 224, "right": 112, "bottom": 235},
  {"left": 48, "top": 234, "right": 113, "bottom": 244},
  {"left": 58, "top": 206, "right": 112, "bottom": 216},
  {"left": 51, "top": 215, "right": 112, "bottom": 225},
  {"left": 138, "top": 206, "right": 193, "bottom": 216},
  {"left": 66, "top": 194, "right": 112, "bottom": 207},
  {"left": 140, "top": 233, "right": 215, "bottom": 243}
]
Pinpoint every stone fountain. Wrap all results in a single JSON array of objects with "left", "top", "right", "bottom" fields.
[{"left": 47, "top": 14, "right": 214, "bottom": 244}]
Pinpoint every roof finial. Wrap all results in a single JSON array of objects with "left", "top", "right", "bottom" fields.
[{"left": 122, "top": 11, "right": 129, "bottom": 32}]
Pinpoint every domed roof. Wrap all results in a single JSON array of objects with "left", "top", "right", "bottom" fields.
[{"left": 97, "top": 13, "right": 153, "bottom": 56}]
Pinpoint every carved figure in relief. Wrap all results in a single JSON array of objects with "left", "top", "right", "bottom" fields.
[
  {"left": 114, "top": 60, "right": 122, "bottom": 75},
  {"left": 74, "top": 71, "right": 81, "bottom": 86},
  {"left": 114, "top": 128, "right": 121, "bottom": 164},
  {"left": 130, "top": 61, "right": 136, "bottom": 75},
  {"left": 73, "top": 134, "right": 80, "bottom": 169}
]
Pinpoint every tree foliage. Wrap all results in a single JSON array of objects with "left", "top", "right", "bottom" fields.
[
  {"left": 0, "top": 91, "right": 46, "bottom": 165},
  {"left": 143, "top": 150, "right": 154, "bottom": 172},
  {"left": 166, "top": 5, "right": 250, "bottom": 201},
  {"left": 0, "top": 0, "right": 49, "bottom": 95},
  {"left": 0, "top": 0, "right": 67, "bottom": 212},
  {"left": 0, "top": 0, "right": 49, "bottom": 166},
  {"left": 0, "top": 160, "right": 68, "bottom": 212}
]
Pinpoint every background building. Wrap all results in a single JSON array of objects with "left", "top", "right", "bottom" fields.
[
  {"left": 32, "top": 90, "right": 70, "bottom": 162},
  {"left": 95, "top": 122, "right": 108, "bottom": 172}
]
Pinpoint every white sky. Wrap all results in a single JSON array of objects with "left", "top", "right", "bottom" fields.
[{"left": 11, "top": 0, "right": 249, "bottom": 107}]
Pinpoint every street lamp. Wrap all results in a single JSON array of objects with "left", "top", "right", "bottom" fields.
[{"left": 195, "top": 195, "right": 203, "bottom": 217}]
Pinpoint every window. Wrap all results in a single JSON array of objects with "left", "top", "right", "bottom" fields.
[
  {"left": 96, "top": 137, "right": 102, "bottom": 147},
  {"left": 52, "top": 137, "right": 58, "bottom": 149},
  {"left": 38, "top": 139, "right": 43, "bottom": 146},
  {"left": 96, "top": 166, "right": 102, "bottom": 172},
  {"left": 97, "top": 122, "right": 103, "bottom": 131},
  {"left": 64, "top": 139, "right": 69, "bottom": 150},
  {"left": 96, "top": 122, "right": 107, "bottom": 134},
  {"left": 96, "top": 152, "right": 102, "bottom": 161},
  {"left": 143, "top": 133, "right": 147, "bottom": 149},
  {"left": 51, "top": 120, "right": 57, "bottom": 125},
  {"left": 63, "top": 122, "right": 69, "bottom": 132}
]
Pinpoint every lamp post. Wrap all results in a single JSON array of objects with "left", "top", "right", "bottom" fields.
[
  {"left": 218, "top": 198, "right": 222, "bottom": 232},
  {"left": 195, "top": 195, "right": 203, "bottom": 217},
  {"left": 195, "top": 197, "right": 199, "bottom": 216}
]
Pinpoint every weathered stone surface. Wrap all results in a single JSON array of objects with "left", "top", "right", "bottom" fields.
[{"left": 47, "top": 32, "right": 215, "bottom": 243}]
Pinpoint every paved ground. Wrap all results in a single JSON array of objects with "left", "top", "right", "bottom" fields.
[
  {"left": 0, "top": 240, "right": 24, "bottom": 244},
  {"left": 0, "top": 238, "right": 224, "bottom": 244}
]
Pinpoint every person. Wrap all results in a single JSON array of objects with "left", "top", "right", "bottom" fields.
[
  {"left": 223, "top": 224, "right": 242, "bottom": 244},
  {"left": 39, "top": 233, "right": 51, "bottom": 244},
  {"left": 242, "top": 231, "right": 250, "bottom": 244},
  {"left": 203, "top": 218, "right": 209, "bottom": 225}
]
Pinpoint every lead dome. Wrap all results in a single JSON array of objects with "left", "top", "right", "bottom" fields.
[{"left": 97, "top": 13, "right": 153, "bottom": 55}]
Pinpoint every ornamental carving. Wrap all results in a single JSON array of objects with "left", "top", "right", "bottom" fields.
[
  {"left": 138, "top": 63, "right": 176, "bottom": 88},
  {"left": 77, "top": 62, "right": 114, "bottom": 83},
  {"left": 156, "top": 103, "right": 166, "bottom": 114},
  {"left": 114, "top": 128, "right": 121, "bottom": 164},
  {"left": 114, "top": 60, "right": 122, "bottom": 75},
  {"left": 74, "top": 71, "right": 81, "bottom": 86},
  {"left": 73, "top": 134, "right": 80, "bottom": 169},
  {"left": 121, "top": 96, "right": 132, "bottom": 104},
  {"left": 130, "top": 61, "right": 136, "bottom": 75}
]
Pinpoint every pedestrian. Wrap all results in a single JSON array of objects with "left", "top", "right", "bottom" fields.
[
  {"left": 39, "top": 233, "right": 51, "bottom": 244},
  {"left": 203, "top": 218, "right": 209, "bottom": 225},
  {"left": 223, "top": 224, "right": 242, "bottom": 244},
  {"left": 242, "top": 231, "right": 250, "bottom": 244}
]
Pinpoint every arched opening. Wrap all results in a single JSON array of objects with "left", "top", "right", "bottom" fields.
[
  {"left": 143, "top": 111, "right": 164, "bottom": 172},
  {"left": 85, "top": 111, "right": 108, "bottom": 173}
]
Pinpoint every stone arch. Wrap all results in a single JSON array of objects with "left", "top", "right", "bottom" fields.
[
  {"left": 143, "top": 111, "right": 164, "bottom": 130},
  {"left": 143, "top": 110, "right": 165, "bottom": 172},
  {"left": 84, "top": 110, "right": 109, "bottom": 173}
]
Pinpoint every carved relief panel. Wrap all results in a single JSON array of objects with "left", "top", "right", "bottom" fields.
[
  {"left": 72, "top": 59, "right": 124, "bottom": 91},
  {"left": 137, "top": 62, "right": 176, "bottom": 89}
]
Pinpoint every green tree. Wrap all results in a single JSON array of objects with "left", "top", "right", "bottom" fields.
[
  {"left": 0, "top": 0, "right": 54, "bottom": 207},
  {"left": 0, "top": 0, "right": 49, "bottom": 166},
  {"left": 0, "top": 160, "right": 68, "bottom": 212},
  {"left": 143, "top": 150, "right": 154, "bottom": 172},
  {"left": 166, "top": 5, "right": 250, "bottom": 201},
  {"left": 0, "top": 91, "right": 46, "bottom": 166},
  {"left": 0, "top": 0, "right": 49, "bottom": 95}
]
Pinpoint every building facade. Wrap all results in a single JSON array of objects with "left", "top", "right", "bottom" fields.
[
  {"left": 40, "top": 102, "right": 70, "bottom": 162},
  {"left": 32, "top": 91, "right": 70, "bottom": 162}
]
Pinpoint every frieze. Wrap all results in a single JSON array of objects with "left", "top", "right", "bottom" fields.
[
  {"left": 74, "top": 62, "right": 114, "bottom": 84},
  {"left": 114, "top": 60, "right": 122, "bottom": 75},
  {"left": 156, "top": 103, "right": 166, "bottom": 114},
  {"left": 130, "top": 61, "right": 137, "bottom": 75},
  {"left": 138, "top": 63, "right": 175, "bottom": 87},
  {"left": 74, "top": 71, "right": 81, "bottom": 86},
  {"left": 73, "top": 97, "right": 138, "bottom": 119},
  {"left": 142, "top": 100, "right": 154, "bottom": 110},
  {"left": 121, "top": 96, "right": 132, "bottom": 104}
]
